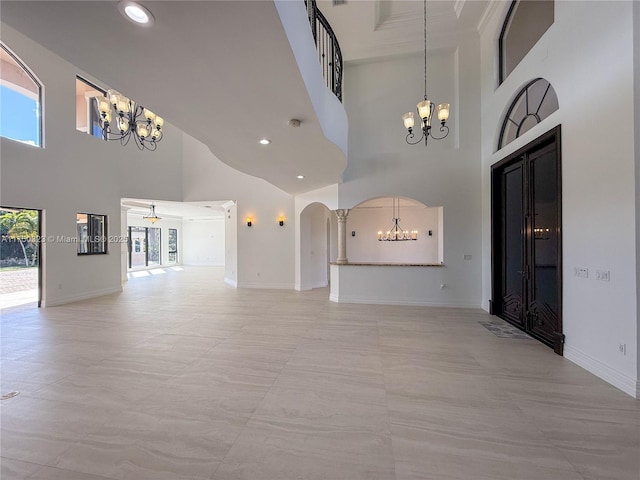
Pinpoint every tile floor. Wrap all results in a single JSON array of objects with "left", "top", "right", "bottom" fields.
[{"left": 1, "top": 266, "right": 638, "bottom": 480}]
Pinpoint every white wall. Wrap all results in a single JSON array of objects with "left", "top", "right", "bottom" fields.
[
  {"left": 330, "top": 264, "right": 469, "bottom": 307},
  {"left": 182, "top": 218, "right": 224, "bottom": 266},
  {"left": 479, "top": 0, "right": 639, "bottom": 396},
  {"left": 182, "top": 133, "right": 295, "bottom": 289},
  {"left": 346, "top": 205, "right": 442, "bottom": 264},
  {"left": 224, "top": 203, "right": 238, "bottom": 287},
  {"left": 634, "top": 0, "right": 640, "bottom": 391},
  {"left": 337, "top": 31, "right": 483, "bottom": 307},
  {"left": 0, "top": 24, "right": 183, "bottom": 307},
  {"left": 309, "top": 205, "right": 329, "bottom": 288},
  {"left": 298, "top": 204, "right": 312, "bottom": 290}
]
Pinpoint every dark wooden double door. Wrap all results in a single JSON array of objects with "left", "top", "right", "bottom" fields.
[{"left": 492, "top": 127, "right": 564, "bottom": 354}]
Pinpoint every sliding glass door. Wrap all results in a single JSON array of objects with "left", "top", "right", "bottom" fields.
[
  {"left": 147, "top": 228, "right": 160, "bottom": 266},
  {"left": 128, "top": 226, "right": 161, "bottom": 269}
]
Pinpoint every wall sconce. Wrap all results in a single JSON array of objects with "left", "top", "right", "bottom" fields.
[
  {"left": 246, "top": 217, "right": 253, "bottom": 227},
  {"left": 278, "top": 215, "right": 285, "bottom": 226}
]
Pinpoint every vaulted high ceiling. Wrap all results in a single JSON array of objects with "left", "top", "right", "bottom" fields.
[
  {"left": 317, "top": 0, "right": 489, "bottom": 62},
  {"left": 1, "top": 0, "right": 346, "bottom": 195},
  {"left": 1, "top": 0, "right": 489, "bottom": 194}
]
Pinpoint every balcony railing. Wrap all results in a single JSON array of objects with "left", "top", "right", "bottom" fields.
[{"left": 305, "top": 0, "right": 343, "bottom": 102}]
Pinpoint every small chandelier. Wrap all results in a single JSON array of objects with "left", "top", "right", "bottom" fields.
[
  {"left": 377, "top": 197, "right": 418, "bottom": 241},
  {"left": 401, "top": 0, "right": 450, "bottom": 146},
  {"left": 96, "top": 90, "right": 164, "bottom": 151},
  {"left": 143, "top": 204, "right": 161, "bottom": 224}
]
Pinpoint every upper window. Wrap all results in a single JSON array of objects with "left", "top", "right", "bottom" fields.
[
  {"left": 499, "top": 0, "right": 554, "bottom": 84},
  {"left": 76, "top": 76, "right": 105, "bottom": 139},
  {"left": 0, "top": 43, "right": 42, "bottom": 147},
  {"left": 498, "top": 78, "right": 558, "bottom": 151}
]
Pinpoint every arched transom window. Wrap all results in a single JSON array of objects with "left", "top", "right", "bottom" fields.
[
  {"left": 0, "top": 43, "right": 42, "bottom": 147},
  {"left": 498, "top": 78, "right": 558, "bottom": 151}
]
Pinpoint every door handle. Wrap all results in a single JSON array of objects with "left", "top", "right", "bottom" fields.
[{"left": 517, "top": 267, "right": 531, "bottom": 279}]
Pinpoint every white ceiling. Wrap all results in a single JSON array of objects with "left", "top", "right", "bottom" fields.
[
  {"left": 122, "top": 198, "right": 229, "bottom": 220},
  {"left": 1, "top": 1, "right": 490, "bottom": 194},
  {"left": 0, "top": 0, "right": 346, "bottom": 195},
  {"left": 317, "top": 0, "right": 490, "bottom": 62}
]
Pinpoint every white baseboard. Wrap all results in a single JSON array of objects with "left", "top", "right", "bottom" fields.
[
  {"left": 224, "top": 277, "right": 237, "bottom": 288},
  {"left": 239, "top": 282, "right": 294, "bottom": 290},
  {"left": 564, "top": 344, "right": 639, "bottom": 399},
  {"left": 328, "top": 294, "right": 480, "bottom": 308},
  {"left": 299, "top": 281, "right": 328, "bottom": 291},
  {"left": 44, "top": 285, "right": 123, "bottom": 307}
]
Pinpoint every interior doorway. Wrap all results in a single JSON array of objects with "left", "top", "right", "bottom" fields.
[
  {"left": 491, "top": 126, "right": 563, "bottom": 353},
  {"left": 0, "top": 206, "right": 41, "bottom": 308},
  {"left": 128, "top": 226, "right": 161, "bottom": 269},
  {"left": 299, "top": 202, "right": 333, "bottom": 290}
]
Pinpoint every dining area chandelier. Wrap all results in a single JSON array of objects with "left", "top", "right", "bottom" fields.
[
  {"left": 401, "top": 0, "right": 450, "bottom": 147},
  {"left": 96, "top": 90, "right": 164, "bottom": 151},
  {"left": 377, "top": 197, "right": 418, "bottom": 241}
]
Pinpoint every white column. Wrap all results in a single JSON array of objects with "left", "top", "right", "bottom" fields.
[{"left": 335, "top": 209, "right": 349, "bottom": 265}]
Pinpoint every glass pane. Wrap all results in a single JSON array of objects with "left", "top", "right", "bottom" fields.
[
  {"left": 148, "top": 227, "right": 161, "bottom": 266},
  {"left": 0, "top": 208, "right": 39, "bottom": 267},
  {"left": 75, "top": 77, "right": 105, "bottom": 139},
  {"left": 76, "top": 213, "right": 88, "bottom": 254},
  {"left": 502, "top": 118, "right": 519, "bottom": 149},
  {"left": 532, "top": 149, "right": 558, "bottom": 316},
  {"left": 502, "top": 164, "right": 524, "bottom": 326},
  {"left": 537, "top": 82, "right": 559, "bottom": 118},
  {"left": 0, "top": 45, "right": 41, "bottom": 146},
  {"left": 518, "top": 115, "right": 539, "bottom": 137},
  {"left": 501, "top": 0, "right": 554, "bottom": 82},
  {"left": 168, "top": 228, "right": 177, "bottom": 263},
  {"left": 89, "top": 214, "right": 106, "bottom": 253},
  {"left": 129, "top": 226, "right": 146, "bottom": 268}
]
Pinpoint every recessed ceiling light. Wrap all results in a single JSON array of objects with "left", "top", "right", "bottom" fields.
[
  {"left": 297, "top": 175, "right": 305, "bottom": 179},
  {"left": 259, "top": 138, "right": 271, "bottom": 145},
  {"left": 118, "top": 1, "right": 154, "bottom": 26}
]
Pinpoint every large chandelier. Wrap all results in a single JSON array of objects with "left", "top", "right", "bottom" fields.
[
  {"left": 96, "top": 90, "right": 164, "bottom": 151},
  {"left": 377, "top": 197, "right": 418, "bottom": 241},
  {"left": 401, "top": 0, "right": 450, "bottom": 146}
]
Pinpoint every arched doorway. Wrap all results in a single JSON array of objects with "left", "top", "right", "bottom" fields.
[{"left": 298, "top": 202, "right": 334, "bottom": 290}]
